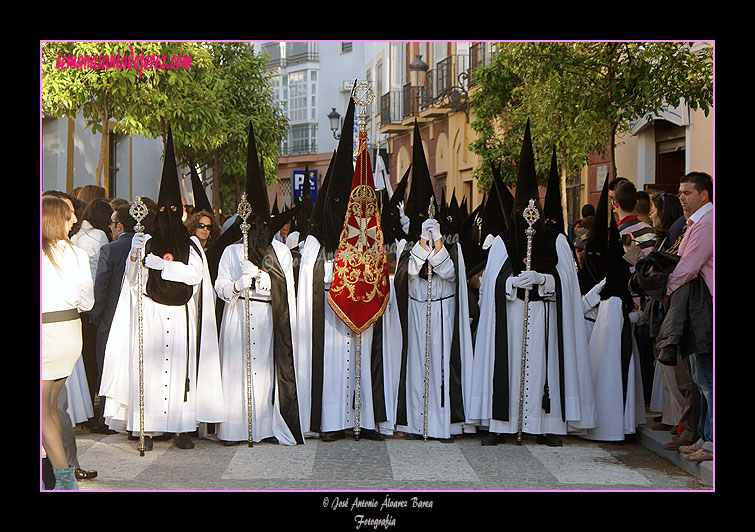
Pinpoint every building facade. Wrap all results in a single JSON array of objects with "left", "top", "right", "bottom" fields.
[{"left": 42, "top": 110, "right": 170, "bottom": 202}]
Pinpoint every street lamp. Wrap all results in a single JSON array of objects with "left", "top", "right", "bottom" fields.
[
  {"left": 408, "top": 55, "right": 428, "bottom": 116},
  {"left": 409, "top": 54, "right": 428, "bottom": 90},
  {"left": 412, "top": 53, "right": 471, "bottom": 122},
  {"left": 328, "top": 107, "right": 341, "bottom": 139}
]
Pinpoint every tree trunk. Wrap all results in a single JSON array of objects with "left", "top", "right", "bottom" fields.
[
  {"left": 95, "top": 100, "right": 109, "bottom": 188},
  {"left": 234, "top": 174, "right": 241, "bottom": 206},
  {"left": 212, "top": 153, "right": 222, "bottom": 214},
  {"left": 95, "top": 126, "right": 108, "bottom": 188},
  {"left": 609, "top": 122, "right": 618, "bottom": 181},
  {"left": 560, "top": 166, "right": 569, "bottom": 234}
]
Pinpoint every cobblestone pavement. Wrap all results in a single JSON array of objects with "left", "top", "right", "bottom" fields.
[{"left": 69, "top": 428, "right": 710, "bottom": 493}]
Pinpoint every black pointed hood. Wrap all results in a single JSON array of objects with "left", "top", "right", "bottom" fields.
[
  {"left": 439, "top": 186, "right": 448, "bottom": 222},
  {"left": 601, "top": 204, "right": 633, "bottom": 309},
  {"left": 582, "top": 174, "right": 609, "bottom": 288},
  {"left": 481, "top": 161, "right": 509, "bottom": 242},
  {"left": 439, "top": 204, "right": 486, "bottom": 279},
  {"left": 308, "top": 150, "right": 336, "bottom": 238},
  {"left": 460, "top": 200, "right": 483, "bottom": 244},
  {"left": 246, "top": 121, "right": 270, "bottom": 218},
  {"left": 206, "top": 120, "right": 298, "bottom": 270},
  {"left": 492, "top": 161, "right": 515, "bottom": 233},
  {"left": 405, "top": 120, "right": 438, "bottom": 241},
  {"left": 189, "top": 161, "right": 212, "bottom": 213},
  {"left": 145, "top": 126, "right": 193, "bottom": 305},
  {"left": 449, "top": 191, "right": 461, "bottom": 225},
  {"left": 381, "top": 163, "right": 411, "bottom": 243},
  {"left": 509, "top": 119, "right": 557, "bottom": 276},
  {"left": 293, "top": 164, "right": 314, "bottom": 235},
  {"left": 157, "top": 127, "right": 183, "bottom": 211},
  {"left": 543, "top": 146, "right": 565, "bottom": 235},
  {"left": 314, "top": 96, "right": 355, "bottom": 255}
]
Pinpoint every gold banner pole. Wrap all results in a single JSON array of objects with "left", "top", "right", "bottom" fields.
[{"left": 350, "top": 82, "right": 375, "bottom": 441}]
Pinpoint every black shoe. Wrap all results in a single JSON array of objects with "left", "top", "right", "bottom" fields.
[
  {"left": 536, "top": 434, "right": 563, "bottom": 447},
  {"left": 359, "top": 429, "right": 385, "bottom": 441},
  {"left": 172, "top": 433, "right": 195, "bottom": 449},
  {"left": 42, "top": 458, "right": 55, "bottom": 490},
  {"left": 75, "top": 468, "right": 98, "bottom": 481},
  {"left": 128, "top": 433, "right": 157, "bottom": 450},
  {"left": 481, "top": 432, "right": 507, "bottom": 446},
  {"left": 404, "top": 432, "right": 423, "bottom": 440},
  {"left": 137, "top": 435, "right": 154, "bottom": 451},
  {"left": 436, "top": 437, "right": 455, "bottom": 443},
  {"left": 223, "top": 440, "right": 242, "bottom": 447},
  {"left": 320, "top": 430, "right": 345, "bottom": 442},
  {"left": 89, "top": 423, "right": 118, "bottom": 434}
]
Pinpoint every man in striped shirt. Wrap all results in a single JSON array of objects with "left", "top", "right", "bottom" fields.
[
  {"left": 613, "top": 179, "right": 658, "bottom": 260},
  {"left": 612, "top": 179, "right": 657, "bottom": 408}
]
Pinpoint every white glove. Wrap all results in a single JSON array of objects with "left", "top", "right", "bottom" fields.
[
  {"left": 398, "top": 202, "right": 410, "bottom": 234},
  {"left": 256, "top": 271, "right": 272, "bottom": 294},
  {"left": 144, "top": 253, "right": 165, "bottom": 271},
  {"left": 240, "top": 260, "right": 259, "bottom": 278},
  {"left": 421, "top": 218, "right": 440, "bottom": 243},
  {"left": 234, "top": 275, "right": 252, "bottom": 293},
  {"left": 584, "top": 278, "right": 607, "bottom": 308},
  {"left": 400, "top": 214, "right": 410, "bottom": 234},
  {"left": 130, "top": 232, "right": 147, "bottom": 257},
  {"left": 516, "top": 270, "right": 546, "bottom": 290},
  {"left": 510, "top": 274, "right": 528, "bottom": 290},
  {"left": 629, "top": 310, "right": 641, "bottom": 324}
]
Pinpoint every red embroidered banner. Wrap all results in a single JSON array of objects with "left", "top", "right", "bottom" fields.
[{"left": 327, "top": 130, "right": 390, "bottom": 334}]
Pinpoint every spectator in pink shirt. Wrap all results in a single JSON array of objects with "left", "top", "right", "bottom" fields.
[{"left": 666, "top": 172, "right": 714, "bottom": 464}]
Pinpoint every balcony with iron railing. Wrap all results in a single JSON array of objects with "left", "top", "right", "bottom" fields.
[
  {"left": 380, "top": 90, "right": 403, "bottom": 126},
  {"left": 468, "top": 42, "right": 490, "bottom": 87},
  {"left": 422, "top": 54, "right": 470, "bottom": 108},
  {"left": 385, "top": 46, "right": 499, "bottom": 131}
]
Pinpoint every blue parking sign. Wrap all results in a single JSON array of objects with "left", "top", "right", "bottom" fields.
[{"left": 291, "top": 169, "right": 318, "bottom": 205}]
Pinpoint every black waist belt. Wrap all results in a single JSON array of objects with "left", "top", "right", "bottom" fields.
[
  {"left": 409, "top": 294, "right": 454, "bottom": 303},
  {"left": 240, "top": 297, "right": 272, "bottom": 304},
  {"left": 42, "top": 309, "right": 80, "bottom": 323}
]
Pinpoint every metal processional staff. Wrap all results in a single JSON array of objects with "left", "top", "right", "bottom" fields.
[
  {"left": 237, "top": 193, "right": 256, "bottom": 447},
  {"left": 129, "top": 196, "right": 148, "bottom": 457},
  {"left": 516, "top": 198, "right": 539, "bottom": 445}
]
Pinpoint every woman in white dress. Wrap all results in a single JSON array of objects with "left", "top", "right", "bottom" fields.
[{"left": 42, "top": 196, "right": 94, "bottom": 490}]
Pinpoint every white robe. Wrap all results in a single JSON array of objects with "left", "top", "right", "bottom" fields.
[
  {"left": 296, "top": 234, "right": 399, "bottom": 436},
  {"left": 468, "top": 234, "right": 597, "bottom": 435},
  {"left": 65, "top": 357, "right": 94, "bottom": 425},
  {"left": 99, "top": 236, "right": 224, "bottom": 434},
  {"left": 579, "top": 296, "right": 646, "bottom": 441},
  {"left": 396, "top": 240, "right": 475, "bottom": 439},
  {"left": 214, "top": 240, "right": 303, "bottom": 445}
]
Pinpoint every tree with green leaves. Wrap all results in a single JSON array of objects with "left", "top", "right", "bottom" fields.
[
  {"left": 173, "top": 43, "right": 287, "bottom": 214},
  {"left": 42, "top": 41, "right": 287, "bottom": 215},
  {"left": 469, "top": 41, "right": 713, "bottom": 222},
  {"left": 41, "top": 41, "right": 214, "bottom": 187}
]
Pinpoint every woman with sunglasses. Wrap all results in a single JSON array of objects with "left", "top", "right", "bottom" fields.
[
  {"left": 646, "top": 191, "right": 686, "bottom": 436},
  {"left": 186, "top": 210, "right": 221, "bottom": 251}
]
